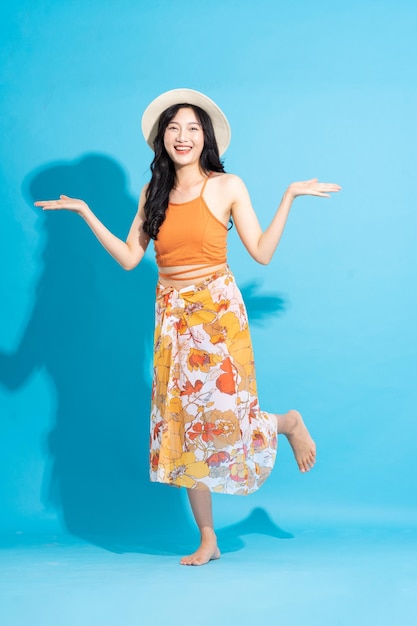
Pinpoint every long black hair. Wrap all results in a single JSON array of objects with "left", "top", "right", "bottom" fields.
[{"left": 143, "top": 103, "right": 226, "bottom": 240}]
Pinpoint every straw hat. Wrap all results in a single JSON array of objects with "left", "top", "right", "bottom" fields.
[{"left": 141, "top": 88, "right": 231, "bottom": 156}]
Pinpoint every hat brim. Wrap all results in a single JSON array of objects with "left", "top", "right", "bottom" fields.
[{"left": 141, "top": 88, "right": 231, "bottom": 156}]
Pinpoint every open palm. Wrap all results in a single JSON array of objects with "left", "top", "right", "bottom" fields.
[
  {"left": 288, "top": 178, "right": 341, "bottom": 199},
  {"left": 34, "top": 195, "right": 89, "bottom": 215}
]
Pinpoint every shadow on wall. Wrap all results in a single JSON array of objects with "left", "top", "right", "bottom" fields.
[
  {"left": 240, "top": 282, "right": 286, "bottom": 326},
  {"left": 0, "top": 153, "right": 290, "bottom": 555}
]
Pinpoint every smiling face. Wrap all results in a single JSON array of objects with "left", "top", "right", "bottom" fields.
[{"left": 163, "top": 107, "right": 205, "bottom": 167}]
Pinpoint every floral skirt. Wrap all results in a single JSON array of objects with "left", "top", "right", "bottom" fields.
[{"left": 149, "top": 267, "right": 278, "bottom": 495}]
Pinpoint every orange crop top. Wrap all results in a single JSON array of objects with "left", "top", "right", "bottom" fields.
[{"left": 154, "top": 175, "right": 228, "bottom": 280}]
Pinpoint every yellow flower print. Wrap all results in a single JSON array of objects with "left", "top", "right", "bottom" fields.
[
  {"left": 184, "top": 301, "right": 217, "bottom": 327},
  {"left": 205, "top": 409, "right": 241, "bottom": 447},
  {"left": 150, "top": 268, "right": 278, "bottom": 495},
  {"left": 219, "top": 311, "right": 241, "bottom": 341},
  {"left": 162, "top": 451, "right": 210, "bottom": 489},
  {"left": 169, "top": 397, "right": 183, "bottom": 415},
  {"left": 227, "top": 329, "right": 252, "bottom": 365},
  {"left": 202, "top": 320, "right": 227, "bottom": 345},
  {"left": 159, "top": 420, "right": 184, "bottom": 462},
  {"left": 229, "top": 452, "right": 249, "bottom": 483},
  {"left": 169, "top": 306, "right": 186, "bottom": 320}
]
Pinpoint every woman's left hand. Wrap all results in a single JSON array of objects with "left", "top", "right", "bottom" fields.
[{"left": 286, "top": 178, "right": 342, "bottom": 199}]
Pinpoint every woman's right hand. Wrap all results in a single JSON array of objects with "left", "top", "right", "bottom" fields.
[
  {"left": 34, "top": 194, "right": 89, "bottom": 216},
  {"left": 35, "top": 184, "right": 150, "bottom": 270}
]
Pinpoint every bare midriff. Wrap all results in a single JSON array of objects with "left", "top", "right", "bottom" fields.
[{"left": 157, "top": 262, "right": 228, "bottom": 289}]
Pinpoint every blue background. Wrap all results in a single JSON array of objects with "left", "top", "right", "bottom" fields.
[{"left": 1, "top": 0, "right": 416, "bottom": 545}]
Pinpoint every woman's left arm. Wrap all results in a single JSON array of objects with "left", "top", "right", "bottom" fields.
[{"left": 230, "top": 176, "right": 341, "bottom": 264}]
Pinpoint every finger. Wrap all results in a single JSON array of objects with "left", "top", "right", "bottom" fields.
[
  {"left": 34, "top": 201, "right": 53, "bottom": 208},
  {"left": 34, "top": 200, "right": 63, "bottom": 210},
  {"left": 314, "top": 187, "right": 341, "bottom": 195},
  {"left": 35, "top": 195, "right": 73, "bottom": 206},
  {"left": 317, "top": 183, "right": 342, "bottom": 190},
  {"left": 34, "top": 199, "right": 62, "bottom": 204}
]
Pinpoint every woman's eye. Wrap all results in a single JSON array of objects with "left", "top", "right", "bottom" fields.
[{"left": 190, "top": 126, "right": 200, "bottom": 131}]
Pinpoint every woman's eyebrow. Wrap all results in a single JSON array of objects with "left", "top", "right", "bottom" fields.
[{"left": 168, "top": 121, "right": 202, "bottom": 126}]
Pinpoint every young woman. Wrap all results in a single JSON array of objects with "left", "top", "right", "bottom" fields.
[{"left": 35, "top": 88, "right": 341, "bottom": 566}]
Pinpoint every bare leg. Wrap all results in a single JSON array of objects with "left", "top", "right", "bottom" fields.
[
  {"left": 180, "top": 488, "right": 221, "bottom": 566},
  {"left": 277, "top": 410, "right": 316, "bottom": 473}
]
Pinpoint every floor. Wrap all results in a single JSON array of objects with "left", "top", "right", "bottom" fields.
[{"left": 2, "top": 512, "right": 416, "bottom": 626}]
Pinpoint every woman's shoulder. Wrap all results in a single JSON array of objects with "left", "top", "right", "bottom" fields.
[
  {"left": 209, "top": 172, "right": 246, "bottom": 192},
  {"left": 205, "top": 172, "right": 249, "bottom": 211}
]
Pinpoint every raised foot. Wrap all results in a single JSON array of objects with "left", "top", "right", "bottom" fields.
[
  {"left": 180, "top": 539, "right": 221, "bottom": 566},
  {"left": 285, "top": 409, "right": 316, "bottom": 473}
]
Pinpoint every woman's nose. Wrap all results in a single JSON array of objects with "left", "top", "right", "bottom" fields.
[{"left": 177, "top": 127, "right": 188, "bottom": 141}]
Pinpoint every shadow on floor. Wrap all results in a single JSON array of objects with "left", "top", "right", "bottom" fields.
[{"left": 77, "top": 506, "right": 294, "bottom": 556}]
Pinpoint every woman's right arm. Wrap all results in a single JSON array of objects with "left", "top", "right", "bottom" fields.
[{"left": 35, "top": 185, "right": 150, "bottom": 270}]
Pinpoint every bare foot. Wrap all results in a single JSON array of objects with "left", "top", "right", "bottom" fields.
[
  {"left": 180, "top": 535, "right": 221, "bottom": 566},
  {"left": 282, "top": 410, "right": 316, "bottom": 473}
]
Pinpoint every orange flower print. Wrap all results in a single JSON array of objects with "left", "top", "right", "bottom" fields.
[
  {"left": 214, "top": 299, "right": 229, "bottom": 313},
  {"left": 180, "top": 379, "right": 203, "bottom": 396},
  {"left": 174, "top": 318, "right": 188, "bottom": 335},
  {"left": 248, "top": 399, "right": 258, "bottom": 422},
  {"left": 206, "top": 451, "right": 230, "bottom": 467},
  {"left": 188, "top": 422, "right": 223, "bottom": 443},
  {"left": 188, "top": 348, "right": 221, "bottom": 372},
  {"left": 213, "top": 421, "right": 241, "bottom": 448},
  {"left": 188, "top": 350, "right": 210, "bottom": 370},
  {"left": 153, "top": 420, "right": 163, "bottom": 440},
  {"left": 210, "top": 334, "right": 226, "bottom": 345},
  {"left": 150, "top": 450, "right": 160, "bottom": 473},
  {"left": 151, "top": 269, "right": 278, "bottom": 495},
  {"left": 216, "top": 357, "right": 236, "bottom": 395},
  {"left": 162, "top": 293, "right": 171, "bottom": 308}
]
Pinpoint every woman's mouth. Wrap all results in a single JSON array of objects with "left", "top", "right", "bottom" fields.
[{"left": 174, "top": 146, "right": 191, "bottom": 154}]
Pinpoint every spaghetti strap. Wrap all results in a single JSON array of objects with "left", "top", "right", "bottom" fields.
[{"left": 199, "top": 172, "right": 211, "bottom": 197}]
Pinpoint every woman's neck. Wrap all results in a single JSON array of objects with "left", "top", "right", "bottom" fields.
[{"left": 173, "top": 165, "right": 207, "bottom": 192}]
